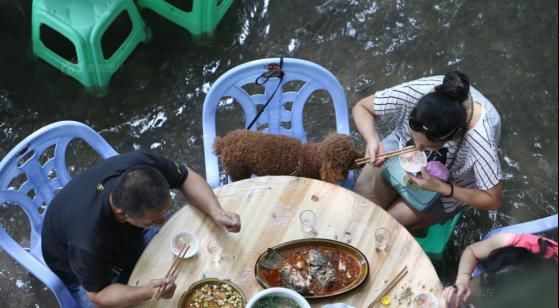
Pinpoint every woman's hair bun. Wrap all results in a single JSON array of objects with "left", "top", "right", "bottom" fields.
[{"left": 435, "top": 70, "right": 470, "bottom": 102}]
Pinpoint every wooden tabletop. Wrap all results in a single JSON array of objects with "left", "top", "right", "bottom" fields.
[{"left": 128, "top": 176, "right": 444, "bottom": 307}]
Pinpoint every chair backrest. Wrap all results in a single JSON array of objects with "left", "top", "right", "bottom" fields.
[
  {"left": 202, "top": 57, "right": 351, "bottom": 188},
  {"left": 0, "top": 120, "right": 117, "bottom": 261},
  {"left": 481, "top": 214, "right": 558, "bottom": 240},
  {"left": 472, "top": 214, "right": 558, "bottom": 277}
]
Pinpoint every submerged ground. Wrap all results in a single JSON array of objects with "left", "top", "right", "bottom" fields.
[{"left": 0, "top": 0, "right": 557, "bottom": 306}]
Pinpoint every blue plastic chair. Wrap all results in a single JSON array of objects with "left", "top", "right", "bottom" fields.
[
  {"left": 0, "top": 121, "right": 118, "bottom": 307},
  {"left": 472, "top": 214, "right": 558, "bottom": 277},
  {"left": 202, "top": 57, "right": 352, "bottom": 188}
]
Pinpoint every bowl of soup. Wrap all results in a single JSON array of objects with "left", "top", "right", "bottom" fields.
[{"left": 247, "top": 287, "right": 310, "bottom": 308}]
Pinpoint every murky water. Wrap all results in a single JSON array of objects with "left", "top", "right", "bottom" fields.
[{"left": 1, "top": 0, "right": 557, "bottom": 307}]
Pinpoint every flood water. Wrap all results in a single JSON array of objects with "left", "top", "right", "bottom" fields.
[{"left": 0, "top": 0, "right": 557, "bottom": 307}]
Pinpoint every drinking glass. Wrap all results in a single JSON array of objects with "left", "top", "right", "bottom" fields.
[
  {"left": 207, "top": 240, "right": 223, "bottom": 264},
  {"left": 375, "top": 228, "right": 391, "bottom": 251},
  {"left": 299, "top": 210, "right": 316, "bottom": 234}
]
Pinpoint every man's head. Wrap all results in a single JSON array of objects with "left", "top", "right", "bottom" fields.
[{"left": 111, "top": 166, "right": 171, "bottom": 228}]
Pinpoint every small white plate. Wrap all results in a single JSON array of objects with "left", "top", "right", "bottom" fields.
[{"left": 171, "top": 231, "right": 199, "bottom": 258}]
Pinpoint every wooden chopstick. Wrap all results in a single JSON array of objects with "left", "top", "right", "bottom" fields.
[
  {"left": 367, "top": 266, "right": 409, "bottom": 308},
  {"left": 151, "top": 245, "right": 190, "bottom": 301},
  {"left": 375, "top": 146, "right": 417, "bottom": 159},
  {"left": 355, "top": 146, "right": 417, "bottom": 166}
]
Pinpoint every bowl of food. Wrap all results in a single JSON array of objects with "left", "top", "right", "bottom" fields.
[
  {"left": 247, "top": 287, "right": 311, "bottom": 308},
  {"left": 412, "top": 292, "right": 440, "bottom": 308},
  {"left": 178, "top": 278, "right": 246, "bottom": 308},
  {"left": 399, "top": 150, "right": 427, "bottom": 174},
  {"left": 171, "top": 231, "right": 199, "bottom": 258}
]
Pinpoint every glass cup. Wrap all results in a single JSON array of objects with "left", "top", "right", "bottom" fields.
[
  {"left": 375, "top": 228, "right": 391, "bottom": 251},
  {"left": 207, "top": 240, "right": 223, "bottom": 264},
  {"left": 299, "top": 209, "right": 317, "bottom": 234}
]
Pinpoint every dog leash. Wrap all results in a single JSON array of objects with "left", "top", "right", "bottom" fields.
[{"left": 246, "top": 56, "right": 285, "bottom": 130}]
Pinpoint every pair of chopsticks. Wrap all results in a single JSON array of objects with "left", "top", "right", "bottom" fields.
[
  {"left": 355, "top": 146, "right": 417, "bottom": 166},
  {"left": 151, "top": 245, "right": 190, "bottom": 301},
  {"left": 367, "top": 266, "right": 409, "bottom": 308}
]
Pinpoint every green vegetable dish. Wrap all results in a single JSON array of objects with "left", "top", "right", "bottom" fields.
[{"left": 253, "top": 295, "right": 301, "bottom": 308}]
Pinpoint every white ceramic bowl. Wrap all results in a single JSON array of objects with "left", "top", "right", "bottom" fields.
[
  {"left": 399, "top": 150, "right": 427, "bottom": 174},
  {"left": 171, "top": 231, "right": 199, "bottom": 258},
  {"left": 411, "top": 292, "right": 440, "bottom": 308},
  {"left": 247, "top": 287, "right": 311, "bottom": 308}
]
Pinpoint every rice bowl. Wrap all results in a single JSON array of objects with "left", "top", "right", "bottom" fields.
[{"left": 399, "top": 151, "right": 427, "bottom": 174}]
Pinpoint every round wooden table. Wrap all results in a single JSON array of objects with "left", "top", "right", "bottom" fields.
[{"left": 128, "top": 176, "right": 444, "bottom": 307}]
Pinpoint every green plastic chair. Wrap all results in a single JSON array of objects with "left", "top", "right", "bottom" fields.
[
  {"left": 414, "top": 212, "right": 462, "bottom": 262},
  {"left": 137, "top": 0, "right": 233, "bottom": 35},
  {"left": 32, "top": 0, "right": 149, "bottom": 90}
]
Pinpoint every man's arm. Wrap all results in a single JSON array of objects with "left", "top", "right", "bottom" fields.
[
  {"left": 86, "top": 278, "right": 175, "bottom": 307},
  {"left": 180, "top": 166, "right": 241, "bottom": 232}
]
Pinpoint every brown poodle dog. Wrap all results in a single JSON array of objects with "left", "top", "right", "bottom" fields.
[{"left": 213, "top": 129, "right": 364, "bottom": 183}]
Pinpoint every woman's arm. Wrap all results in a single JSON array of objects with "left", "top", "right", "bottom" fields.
[
  {"left": 352, "top": 95, "right": 385, "bottom": 166},
  {"left": 410, "top": 169, "right": 503, "bottom": 210},
  {"left": 456, "top": 233, "right": 513, "bottom": 279},
  {"left": 442, "top": 182, "right": 502, "bottom": 211},
  {"left": 442, "top": 233, "right": 515, "bottom": 307},
  {"left": 180, "top": 167, "right": 241, "bottom": 232}
]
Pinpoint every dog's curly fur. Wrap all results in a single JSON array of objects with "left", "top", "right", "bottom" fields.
[{"left": 213, "top": 129, "right": 364, "bottom": 183}]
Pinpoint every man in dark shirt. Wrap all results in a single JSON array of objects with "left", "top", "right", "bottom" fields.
[{"left": 41, "top": 151, "right": 241, "bottom": 307}]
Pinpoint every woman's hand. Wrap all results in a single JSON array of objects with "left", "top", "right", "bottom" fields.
[
  {"left": 213, "top": 210, "right": 241, "bottom": 232},
  {"left": 407, "top": 167, "right": 447, "bottom": 193},
  {"left": 442, "top": 282, "right": 471, "bottom": 308},
  {"left": 366, "top": 141, "right": 385, "bottom": 167}
]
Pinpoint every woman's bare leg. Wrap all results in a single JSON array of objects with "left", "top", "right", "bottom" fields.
[
  {"left": 386, "top": 198, "right": 434, "bottom": 230},
  {"left": 353, "top": 164, "right": 398, "bottom": 209}
]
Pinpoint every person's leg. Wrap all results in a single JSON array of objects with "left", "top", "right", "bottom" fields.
[
  {"left": 387, "top": 198, "right": 461, "bottom": 230},
  {"left": 66, "top": 283, "right": 94, "bottom": 308},
  {"left": 386, "top": 198, "right": 432, "bottom": 228},
  {"left": 353, "top": 164, "right": 399, "bottom": 209},
  {"left": 354, "top": 131, "right": 402, "bottom": 207}
]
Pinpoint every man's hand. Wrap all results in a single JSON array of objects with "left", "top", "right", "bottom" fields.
[
  {"left": 181, "top": 167, "right": 242, "bottom": 233},
  {"left": 149, "top": 276, "right": 177, "bottom": 300},
  {"left": 214, "top": 210, "right": 241, "bottom": 232}
]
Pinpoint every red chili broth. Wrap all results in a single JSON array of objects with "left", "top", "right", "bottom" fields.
[{"left": 259, "top": 246, "right": 362, "bottom": 296}]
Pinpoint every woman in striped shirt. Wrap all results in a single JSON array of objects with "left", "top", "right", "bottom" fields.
[{"left": 352, "top": 71, "right": 502, "bottom": 229}]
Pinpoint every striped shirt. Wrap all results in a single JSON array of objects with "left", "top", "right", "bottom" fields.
[{"left": 373, "top": 76, "right": 502, "bottom": 212}]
